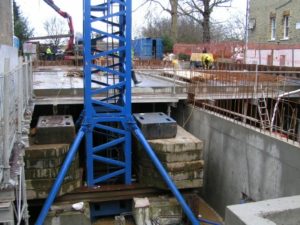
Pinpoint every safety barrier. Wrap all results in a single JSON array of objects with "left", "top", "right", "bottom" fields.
[{"left": 0, "top": 57, "right": 33, "bottom": 185}]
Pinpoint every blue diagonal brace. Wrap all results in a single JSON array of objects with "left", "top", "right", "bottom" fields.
[
  {"left": 35, "top": 127, "right": 85, "bottom": 225},
  {"left": 129, "top": 118, "right": 221, "bottom": 225}
]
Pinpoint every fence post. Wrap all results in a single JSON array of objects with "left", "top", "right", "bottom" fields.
[
  {"left": 3, "top": 58, "right": 11, "bottom": 183},
  {"left": 254, "top": 63, "right": 258, "bottom": 96},
  {"left": 17, "top": 58, "right": 24, "bottom": 140},
  {"left": 172, "top": 67, "right": 176, "bottom": 95},
  {"left": 28, "top": 56, "right": 33, "bottom": 101},
  {"left": 24, "top": 57, "right": 29, "bottom": 105}
]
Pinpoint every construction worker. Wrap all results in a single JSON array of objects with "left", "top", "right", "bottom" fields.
[
  {"left": 201, "top": 53, "right": 214, "bottom": 69},
  {"left": 46, "top": 46, "right": 53, "bottom": 61},
  {"left": 172, "top": 58, "right": 179, "bottom": 69}
]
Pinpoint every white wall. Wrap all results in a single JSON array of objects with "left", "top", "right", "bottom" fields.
[
  {"left": 246, "top": 48, "right": 300, "bottom": 67},
  {"left": 0, "top": 45, "right": 18, "bottom": 74},
  {"left": 294, "top": 50, "right": 300, "bottom": 66}
]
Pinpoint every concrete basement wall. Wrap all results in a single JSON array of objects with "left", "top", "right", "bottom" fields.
[{"left": 174, "top": 103, "right": 300, "bottom": 217}]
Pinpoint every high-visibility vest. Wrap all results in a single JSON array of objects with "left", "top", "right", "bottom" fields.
[
  {"left": 46, "top": 48, "right": 52, "bottom": 55},
  {"left": 201, "top": 53, "right": 214, "bottom": 64}
]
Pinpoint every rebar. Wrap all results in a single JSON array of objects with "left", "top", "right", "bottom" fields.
[{"left": 141, "top": 66, "right": 300, "bottom": 144}]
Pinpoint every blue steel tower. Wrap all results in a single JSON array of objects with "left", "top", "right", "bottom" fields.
[
  {"left": 83, "top": 0, "right": 132, "bottom": 186},
  {"left": 36, "top": 1, "right": 133, "bottom": 224},
  {"left": 36, "top": 1, "right": 220, "bottom": 225}
]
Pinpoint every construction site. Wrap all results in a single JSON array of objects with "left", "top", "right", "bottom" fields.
[{"left": 1, "top": 0, "right": 300, "bottom": 225}]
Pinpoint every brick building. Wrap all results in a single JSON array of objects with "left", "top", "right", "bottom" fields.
[
  {"left": 247, "top": 0, "right": 300, "bottom": 66},
  {"left": 249, "top": 0, "right": 300, "bottom": 44},
  {"left": 173, "top": 41, "right": 244, "bottom": 60}
]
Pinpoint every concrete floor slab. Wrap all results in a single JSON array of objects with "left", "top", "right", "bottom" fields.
[
  {"left": 33, "top": 66, "right": 300, "bottom": 104},
  {"left": 33, "top": 67, "right": 187, "bottom": 104}
]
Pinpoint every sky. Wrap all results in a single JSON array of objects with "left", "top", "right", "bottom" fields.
[{"left": 15, "top": 0, "right": 247, "bottom": 38}]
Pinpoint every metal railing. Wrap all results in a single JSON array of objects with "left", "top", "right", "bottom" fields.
[
  {"left": 185, "top": 69, "right": 300, "bottom": 145},
  {"left": 136, "top": 69, "right": 188, "bottom": 96},
  {"left": 0, "top": 57, "right": 32, "bottom": 225},
  {"left": 0, "top": 57, "right": 33, "bottom": 184},
  {"left": 136, "top": 68, "right": 298, "bottom": 100}
]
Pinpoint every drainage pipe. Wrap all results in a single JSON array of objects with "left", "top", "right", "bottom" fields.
[
  {"left": 35, "top": 127, "right": 85, "bottom": 225},
  {"left": 131, "top": 123, "right": 221, "bottom": 225}
]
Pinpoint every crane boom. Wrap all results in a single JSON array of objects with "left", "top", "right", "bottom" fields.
[{"left": 43, "top": 0, "right": 74, "bottom": 53}]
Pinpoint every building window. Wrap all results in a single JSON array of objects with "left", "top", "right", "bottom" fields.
[
  {"left": 283, "top": 16, "right": 289, "bottom": 39},
  {"left": 271, "top": 17, "right": 276, "bottom": 40}
]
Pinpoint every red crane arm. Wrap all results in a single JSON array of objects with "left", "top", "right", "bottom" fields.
[{"left": 43, "top": 0, "right": 74, "bottom": 52}]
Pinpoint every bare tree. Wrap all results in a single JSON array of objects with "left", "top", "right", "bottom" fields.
[
  {"left": 142, "top": 18, "right": 171, "bottom": 38},
  {"left": 142, "top": 16, "right": 204, "bottom": 43},
  {"left": 43, "top": 17, "right": 67, "bottom": 49},
  {"left": 222, "top": 13, "right": 246, "bottom": 41},
  {"left": 179, "top": 0, "right": 232, "bottom": 43},
  {"left": 141, "top": 0, "right": 179, "bottom": 43},
  {"left": 209, "top": 11, "right": 246, "bottom": 42}
]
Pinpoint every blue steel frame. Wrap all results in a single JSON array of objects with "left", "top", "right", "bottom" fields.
[
  {"left": 36, "top": 1, "right": 221, "bottom": 225},
  {"left": 83, "top": 0, "right": 132, "bottom": 186}
]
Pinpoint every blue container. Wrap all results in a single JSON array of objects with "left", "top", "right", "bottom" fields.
[
  {"left": 155, "top": 39, "right": 163, "bottom": 59},
  {"left": 13, "top": 36, "right": 20, "bottom": 49},
  {"left": 132, "top": 38, "right": 163, "bottom": 60}
]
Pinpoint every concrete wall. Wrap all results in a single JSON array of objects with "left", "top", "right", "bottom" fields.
[
  {"left": 174, "top": 104, "right": 300, "bottom": 217},
  {"left": 226, "top": 195, "right": 300, "bottom": 225},
  {"left": 0, "top": 0, "right": 13, "bottom": 46},
  {"left": 0, "top": 45, "right": 18, "bottom": 73}
]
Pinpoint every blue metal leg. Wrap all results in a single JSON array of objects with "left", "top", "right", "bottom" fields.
[
  {"left": 35, "top": 128, "right": 85, "bottom": 225},
  {"left": 131, "top": 121, "right": 221, "bottom": 225},
  {"left": 130, "top": 121, "right": 221, "bottom": 225},
  {"left": 130, "top": 123, "right": 200, "bottom": 225},
  {"left": 75, "top": 110, "right": 85, "bottom": 128}
]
